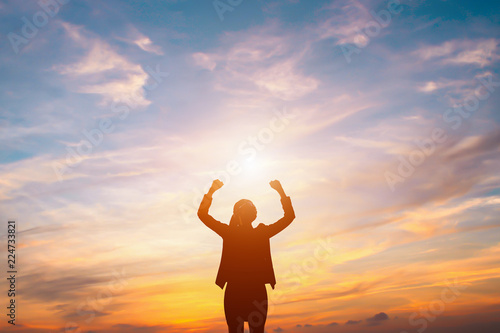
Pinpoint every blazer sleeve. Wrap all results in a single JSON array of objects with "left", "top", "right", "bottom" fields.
[
  {"left": 262, "top": 196, "right": 295, "bottom": 238},
  {"left": 197, "top": 194, "right": 228, "bottom": 238}
]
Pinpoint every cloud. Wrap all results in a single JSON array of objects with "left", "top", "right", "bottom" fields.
[
  {"left": 116, "top": 26, "right": 164, "bottom": 55},
  {"left": 345, "top": 320, "right": 362, "bottom": 325},
  {"left": 21, "top": 271, "right": 105, "bottom": 302},
  {"left": 366, "top": 312, "right": 389, "bottom": 325},
  {"left": 63, "top": 310, "right": 111, "bottom": 320},
  {"left": 55, "top": 22, "right": 150, "bottom": 107},
  {"left": 191, "top": 25, "right": 318, "bottom": 101},
  {"left": 367, "top": 312, "right": 389, "bottom": 321},
  {"left": 133, "top": 36, "right": 163, "bottom": 55},
  {"left": 192, "top": 52, "right": 216, "bottom": 71},
  {"left": 445, "top": 128, "right": 500, "bottom": 161},
  {"left": 413, "top": 39, "right": 499, "bottom": 67},
  {"left": 279, "top": 276, "right": 390, "bottom": 306},
  {"left": 414, "top": 73, "right": 489, "bottom": 106},
  {"left": 108, "top": 324, "right": 176, "bottom": 333},
  {"left": 313, "top": 0, "right": 373, "bottom": 47},
  {"left": 417, "top": 78, "right": 470, "bottom": 93},
  {"left": 445, "top": 39, "right": 499, "bottom": 67}
]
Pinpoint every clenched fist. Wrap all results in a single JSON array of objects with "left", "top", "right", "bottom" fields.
[
  {"left": 209, "top": 179, "right": 224, "bottom": 193},
  {"left": 270, "top": 180, "right": 286, "bottom": 197}
]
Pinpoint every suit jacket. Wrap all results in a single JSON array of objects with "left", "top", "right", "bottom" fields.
[{"left": 198, "top": 194, "right": 295, "bottom": 289}]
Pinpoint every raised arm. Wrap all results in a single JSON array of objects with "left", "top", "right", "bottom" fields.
[
  {"left": 264, "top": 180, "right": 295, "bottom": 238},
  {"left": 197, "top": 179, "right": 228, "bottom": 237}
]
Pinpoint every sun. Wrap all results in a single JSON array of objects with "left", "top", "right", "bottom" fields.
[{"left": 234, "top": 155, "right": 275, "bottom": 187}]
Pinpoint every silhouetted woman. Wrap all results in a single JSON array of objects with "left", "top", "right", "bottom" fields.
[{"left": 198, "top": 179, "right": 295, "bottom": 333}]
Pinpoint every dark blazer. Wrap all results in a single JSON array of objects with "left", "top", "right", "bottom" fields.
[{"left": 198, "top": 194, "right": 295, "bottom": 289}]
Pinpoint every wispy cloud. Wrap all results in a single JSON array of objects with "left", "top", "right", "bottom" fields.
[
  {"left": 192, "top": 25, "right": 318, "bottom": 101},
  {"left": 54, "top": 22, "right": 150, "bottom": 107},
  {"left": 116, "top": 26, "right": 164, "bottom": 55},
  {"left": 413, "top": 38, "right": 500, "bottom": 67}
]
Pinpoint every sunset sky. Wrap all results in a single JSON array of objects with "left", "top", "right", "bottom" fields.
[{"left": 1, "top": 0, "right": 500, "bottom": 332}]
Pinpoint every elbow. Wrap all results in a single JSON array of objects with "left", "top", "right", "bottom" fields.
[{"left": 285, "top": 210, "right": 295, "bottom": 222}]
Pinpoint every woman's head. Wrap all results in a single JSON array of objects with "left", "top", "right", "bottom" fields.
[{"left": 232, "top": 199, "right": 257, "bottom": 226}]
